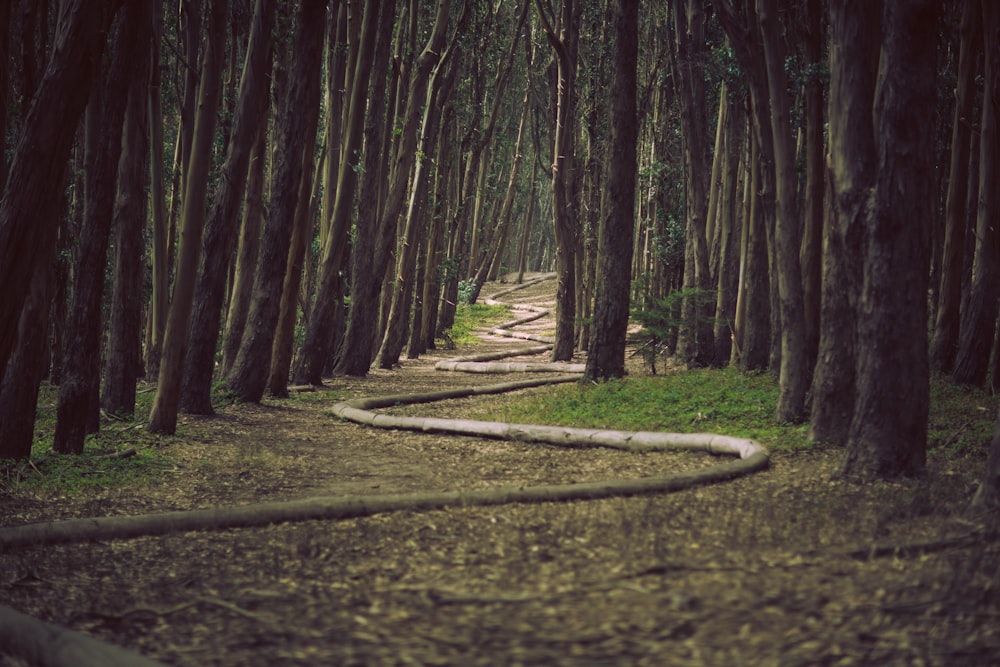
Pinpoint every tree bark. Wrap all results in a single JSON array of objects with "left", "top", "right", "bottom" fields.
[
  {"left": 584, "top": 0, "right": 637, "bottom": 381},
  {"left": 292, "top": 0, "right": 382, "bottom": 384},
  {"left": 102, "top": 0, "right": 154, "bottom": 418},
  {"left": 841, "top": 0, "right": 937, "bottom": 479},
  {"left": 373, "top": 0, "right": 454, "bottom": 370},
  {"left": 227, "top": 0, "right": 326, "bottom": 402},
  {"left": 148, "top": 0, "right": 229, "bottom": 434},
  {"left": 331, "top": 0, "right": 397, "bottom": 377},
  {"left": 809, "top": 0, "right": 879, "bottom": 445},
  {"left": 180, "top": 0, "right": 276, "bottom": 414},
  {"left": 0, "top": 0, "right": 117, "bottom": 389},
  {"left": 930, "top": 1, "right": 981, "bottom": 374},
  {"left": 55, "top": 4, "right": 141, "bottom": 453},
  {"left": 951, "top": 0, "right": 1000, "bottom": 389},
  {"left": 757, "top": 0, "right": 809, "bottom": 423},
  {"left": 536, "top": 0, "right": 581, "bottom": 362}
]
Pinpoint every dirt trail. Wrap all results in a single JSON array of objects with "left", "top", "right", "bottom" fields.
[{"left": 1, "top": 275, "right": 997, "bottom": 666}]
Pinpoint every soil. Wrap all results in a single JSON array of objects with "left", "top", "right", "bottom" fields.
[{"left": 2, "top": 275, "right": 999, "bottom": 666}]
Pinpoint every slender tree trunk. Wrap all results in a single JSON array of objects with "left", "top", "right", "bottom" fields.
[
  {"left": 373, "top": 0, "right": 453, "bottom": 370},
  {"left": 332, "top": 0, "right": 396, "bottom": 377},
  {"left": 148, "top": 0, "right": 228, "bottom": 433},
  {"left": 758, "top": 0, "right": 809, "bottom": 423},
  {"left": 537, "top": 0, "right": 581, "bottom": 362},
  {"left": 102, "top": 3, "right": 153, "bottom": 416},
  {"left": 55, "top": 5, "right": 141, "bottom": 453},
  {"left": 841, "top": 0, "right": 937, "bottom": 479},
  {"left": 294, "top": 0, "right": 381, "bottom": 383},
  {"left": 180, "top": 0, "right": 276, "bottom": 414},
  {"left": 221, "top": 129, "right": 267, "bottom": 377},
  {"left": 712, "top": 91, "right": 744, "bottom": 367},
  {"left": 227, "top": 0, "right": 326, "bottom": 402},
  {"left": 268, "top": 102, "right": 323, "bottom": 396},
  {"left": 930, "top": 1, "right": 981, "bottom": 374},
  {"left": 584, "top": 0, "right": 637, "bottom": 381},
  {"left": 809, "top": 0, "right": 879, "bottom": 445},
  {"left": 0, "top": 0, "right": 118, "bottom": 383},
  {"left": 800, "top": 0, "right": 824, "bottom": 379},
  {"left": 952, "top": 0, "right": 1000, "bottom": 389},
  {"left": 146, "top": 0, "right": 169, "bottom": 382}
]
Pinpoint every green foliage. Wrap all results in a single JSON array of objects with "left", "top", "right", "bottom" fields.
[
  {"left": 441, "top": 303, "right": 512, "bottom": 347},
  {"left": 0, "top": 443, "right": 171, "bottom": 496},
  {"left": 630, "top": 287, "right": 716, "bottom": 366},
  {"left": 476, "top": 366, "right": 808, "bottom": 450},
  {"left": 457, "top": 279, "right": 477, "bottom": 305}
]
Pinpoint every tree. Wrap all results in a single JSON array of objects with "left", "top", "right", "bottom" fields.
[
  {"left": 373, "top": 0, "right": 454, "bottom": 370},
  {"left": 808, "top": 0, "right": 878, "bottom": 445},
  {"left": 147, "top": 0, "right": 229, "bottom": 434},
  {"left": 757, "top": 0, "right": 809, "bottom": 423},
  {"left": 54, "top": 2, "right": 143, "bottom": 453},
  {"left": 536, "top": 0, "right": 581, "bottom": 362},
  {"left": 584, "top": 0, "right": 637, "bottom": 381},
  {"left": 292, "top": 0, "right": 381, "bottom": 384},
  {"left": 840, "top": 0, "right": 937, "bottom": 479},
  {"left": 180, "top": 0, "right": 276, "bottom": 414},
  {"left": 330, "top": 0, "right": 397, "bottom": 377},
  {"left": 226, "top": 0, "right": 326, "bottom": 402},
  {"left": 951, "top": 0, "right": 999, "bottom": 389},
  {"left": 102, "top": 0, "right": 154, "bottom": 417},
  {"left": 929, "top": 1, "right": 981, "bottom": 374},
  {"left": 0, "top": 0, "right": 119, "bottom": 387}
]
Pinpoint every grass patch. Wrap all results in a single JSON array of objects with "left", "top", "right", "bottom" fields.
[
  {"left": 440, "top": 303, "right": 512, "bottom": 346},
  {"left": 1, "top": 383, "right": 174, "bottom": 496},
  {"left": 473, "top": 367, "right": 999, "bottom": 456}
]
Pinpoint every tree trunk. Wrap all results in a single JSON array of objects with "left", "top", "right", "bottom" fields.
[
  {"left": 809, "top": 0, "right": 879, "bottom": 445},
  {"left": 102, "top": 4, "right": 153, "bottom": 416},
  {"left": 712, "top": 90, "right": 744, "bottom": 367},
  {"left": 292, "top": 0, "right": 382, "bottom": 384},
  {"left": 584, "top": 0, "right": 637, "bottom": 381},
  {"left": 757, "top": 0, "right": 809, "bottom": 423},
  {"left": 672, "top": 0, "right": 713, "bottom": 368},
  {"left": 331, "top": 0, "right": 397, "bottom": 377},
  {"left": 177, "top": 0, "right": 276, "bottom": 415},
  {"left": 227, "top": 0, "right": 326, "bottom": 402},
  {"left": 146, "top": 0, "right": 169, "bottom": 382},
  {"left": 799, "top": 0, "right": 824, "bottom": 379},
  {"left": 55, "top": 5, "right": 142, "bottom": 453},
  {"left": 841, "top": 0, "right": 937, "bottom": 479},
  {"left": 373, "top": 0, "right": 453, "bottom": 370},
  {"left": 536, "top": 0, "right": 581, "bottom": 362},
  {"left": 951, "top": 0, "right": 1000, "bottom": 389},
  {"left": 0, "top": 233, "right": 58, "bottom": 459},
  {"left": 0, "top": 0, "right": 117, "bottom": 386},
  {"left": 148, "top": 0, "right": 229, "bottom": 434},
  {"left": 930, "top": 1, "right": 981, "bottom": 374}
]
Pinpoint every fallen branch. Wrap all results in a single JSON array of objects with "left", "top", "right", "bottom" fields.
[{"left": 0, "top": 604, "right": 167, "bottom": 667}]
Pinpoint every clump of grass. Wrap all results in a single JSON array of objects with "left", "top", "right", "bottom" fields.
[{"left": 440, "top": 303, "right": 512, "bottom": 346}]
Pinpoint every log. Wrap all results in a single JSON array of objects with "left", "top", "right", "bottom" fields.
[{"left": 0, "top": 604, "right": 168, "bottom": 667}]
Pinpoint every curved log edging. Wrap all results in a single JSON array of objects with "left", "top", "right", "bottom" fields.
[{"left": 0, "top": 275, "right": 770, "bottom": 552}]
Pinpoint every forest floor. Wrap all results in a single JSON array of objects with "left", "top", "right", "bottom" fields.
[{"left": 2, "top": 275, "right": 999, "bottom": 666}]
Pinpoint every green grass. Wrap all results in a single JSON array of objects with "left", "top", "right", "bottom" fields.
[
  {"left": 1, "top": 383, "right": 173, "bottom": 496},
  {"left": 440, "top": 303, "right": 513, "bottom": 346},
  {"left": 473, "top": 367, "right": 999, "bottom": 456}
]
